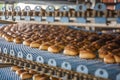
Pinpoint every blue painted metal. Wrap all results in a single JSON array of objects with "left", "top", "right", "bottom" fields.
[
  {"left": 24, "top": 6, "right": 31, "bottom": 21},
  {"left": 115, "top": 3, "right": 120, "bottom": 23},
  {"left": 0, "top": 67, "right": 20, "bottom": 80},
  {"left": 94, "top": 3, "right": 107, "bottom": 23},
  {"left": 75, "top": 4, "right": 87, "bottom": 12},
  {"left": 48, "top": 59, "right": 57, "bottom": 66},
  {"left": 0, "top": 38, "right": 119, "bottom": 80},
  {"left": 94, "top": 3, "right": 106, "bottom": 11},
  {"left": 14, "top": 6, "right": 21, "bottom": 20},
  {"left": 75, "top": 4, "right": 87, "bottom": 23},
  {"left": 60, "top": 17, "right": 69, "bottom": 23},
  {"left": 46, "top": 5, "right": 55, "bottom": 22},
  {"left": 34, "top": 6, "right": 42, "bottom": 22},
  {"left": 117, "top": 17, "right": 120, "bottom": 23},
  {"left": 76, "top": 17, "right": 86, "bottom": 23},
  {"left": 59, "top": 5, "right": 69, "bottom": 23},
  {"left": 115, "top": 3, "right": 120, "bottom": 10},
  {"left": 95, "top": 17, "right": 107, "bottom": 23},
  {"left": 46, "top": 5, "right": 55, "bottom": 12}
]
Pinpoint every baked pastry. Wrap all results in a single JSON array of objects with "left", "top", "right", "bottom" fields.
[
  {"left": 29, "top": 70, "right": 38, "bottom": 75},
  {"left": 23, "top": 39, "right": 32, "bottom": 46},
  {"left": 79, "top": 49, "right": 96, "bottom": 59},
  {"left": 98, "top": 48, "right": 109, "bottom": 59},
  {"left": 20, "top": 72, "right": 33, "bottom": 80},
  {"left": 16, "top": 69, "right": 26, "bottom": 76},
  {"left": 114, "top": 55, "right": 120, "bottom": 63},
  {"left": 104, "top": 53, "right": 115, "bottom": 64},
  {"left": 13, "top": 37, "right": 23, "bottom": 44},
  {"left": 39, "top": 77, "right": 50, "bottom": 80},
  {"left": 63, "top": 45, "right": 78, "bottom": 56},
  {"left": 33, "top": 74, "right": 45, "bottom": 80},
  {"left": 39, "top": 42, "right": 52, "bottom": 50},
  {"left": 4, "top": 35, "right": 14, "bottom": 42},
  {"left": 48, "top": 45, "right": 62, "bottom": 53},
  {"left": 50, "top": 77, "right": 61, "bottom": 80},
  {"left": 24, "top": 67, "right": 29, "bottom": 72},
  {"left": 11, "top": 66, "right": 21, "bottom": 71},
  {"left": 2, "top": 33, "right": 7, "bottom": 38},
  {"left": 0, "top": 31, "right": 5, "bottom": 37},
  {"left": 30, "top": 41, "right": 41, "bottom": 48}
]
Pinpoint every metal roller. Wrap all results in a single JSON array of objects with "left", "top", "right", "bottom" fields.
[{"left": 46, "top": 5, "right": 55, "bottom": 22}]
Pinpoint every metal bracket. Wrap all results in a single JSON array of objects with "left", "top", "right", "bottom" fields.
[
  {"left": 75, "top": 4, "right": 87, "bottom": 23},
  {"left": 10, "top": 50, "right": 15, "bottom": 56},
  {"left": 61, "top": 62, "right": 71, "bottom": 70},
  {"left": 59, "top": 5, "right": 69, "bottom": 23},
  {"left": 26, "top": 54, "right": 33, "bottom": 61},
  {"left": 1, "top": 7, "right": 6, "bottom": 20},
  {"left": 46, "top": 5, "right": 55, "bottom": 22},
  {"left": 116, "top": 73, "right": 120, "bottom": 80},
  {"left": 95, "top": 68, "right": 108, "bottom": 79},
  {"left": 24, "top": 6, "right": 31, "bottom": 21},
  {"left": 76, "top": 65, "right": 88, "bottom": 74},
  {"left": 116, "top": 3, "right": 120, "bottom": 23},
  {"left": 48, "top": 59, "right": 57, "bottom": 66},
  {"left": 14, "top": 6, "right": 21, "bottom": 20},
  {"left": 17, "top": 51, "right": 23, "bottom": 58},
  {"left": 34, "top": 6, "right": 42, "bottom": 22},
  {"left": 36, "top": 56, "right": 44, "bottom": 63},
  {"left": 94, "top": 3, "right": 107, "bottom": 23},
  {"left": 3, "top": 48, "right": 7, "bottom": 54},
  {"left": 7, "top": 6, "right": 13, "bottom": 20}
]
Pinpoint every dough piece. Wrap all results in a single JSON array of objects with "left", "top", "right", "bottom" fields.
[
  {"left": 16, "top": 69, "right": 26, "bottom": 76},
  {"left": 79, "top": 49, "right": 96, "bottom": 59},
  {"left": 30, "top": 41, "right": 41, "bottom": 48},
  {"left": 63, "top": 45, "right": 78, "bottom": 56},
  {"left": 23, "top": 39, "right": 32, "bottom": 46},
  {"left": 104, "top": 54, "right": 115, "bottom": 64},
  {"left": 33, "top": 74, "right": 45, "bottom": 80},
  {"left": 11, "top": 66, "right": 21, "bottom": 71},
  {"left": 48, "top": 45, "right": 62, "bottom": 53},
  {"left": 13, "top": 37, "right": 23, "bottom": 44},
  {"left": 114, "top": 55, "right": 120, "bottom": 63},
  {"left": 20, "top": 72, "right": 33, "bottom": 80},
  {"left": 39, "top": 42, "right": 52, "bottom": 50}
]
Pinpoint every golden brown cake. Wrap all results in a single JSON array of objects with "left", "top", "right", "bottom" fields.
[
  {"left": 48, "top": 45, "right": 62, "bottom": 53},
  {"left": 20, "top": 72, "right": 33, "bottom": 80},
  {"left": 13, "top": 37, "right": 23, "bottom": 44},
  {"left": 30, "top": 41, "right": 41, "bottom": 48},
  {"left": 39, "top": 42, "right": 52, "bottom": 50},
  {"left": 79, "top": 49, "right": 96, "bottom": 59},
  {"left": 104, "top": 53, "right": 115, "bottom": 64},
  {"left": 11, "top": 66, "right": 21, "bottom": 71},
  {"left": 16, "top": 69, "right": 27, "bottom": 76},
  {"left": 63, "top": 45, "right": 78, "bottom": 56},
  {"left": 33, "top": 74, "right": 45, "bottom": 80},
  {"left": 23, "top": 39, "right": 32, "bottom": 46}
]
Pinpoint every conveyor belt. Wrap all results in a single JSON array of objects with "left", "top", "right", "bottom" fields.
[
  {"left": 0, "top": 67, "right": 20, "bottom": 80},
  {"left": 0, "top": 38, "right": 120, "bottom": 80}
]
